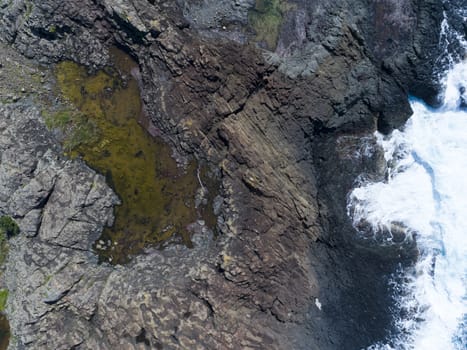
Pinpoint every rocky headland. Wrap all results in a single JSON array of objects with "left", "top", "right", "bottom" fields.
[{"left": 0, "top": 0, "right": 458, "bottom": 349}]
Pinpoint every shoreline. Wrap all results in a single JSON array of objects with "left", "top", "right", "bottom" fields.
[{"left": 0, "top": 0, "right": 451, "bottom": 348}]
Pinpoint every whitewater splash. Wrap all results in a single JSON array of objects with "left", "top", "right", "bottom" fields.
[{"left": 348, "top": 57, "right": 467, "bottom": 348}]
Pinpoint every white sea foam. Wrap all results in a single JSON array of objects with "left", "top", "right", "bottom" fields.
[{"left": 348, "top": 60, "right": 467, "bottom": 349}]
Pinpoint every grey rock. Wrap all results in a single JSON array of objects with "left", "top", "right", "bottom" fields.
[
  {"left": 8, "top": 153, "right": 58, "bottom": 217},
  {"left": 177, "top": 0, "right": 255, "bottom": 42},
  {"left": 39, "top": 162, "right": 118, "bottom": 250},
  {"left": 18, "top": 209, "right": 42, "bottom": 237}
]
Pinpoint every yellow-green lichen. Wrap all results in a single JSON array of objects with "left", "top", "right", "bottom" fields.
[
  {"left": 248, "top": 0, "right": 291, "bottom": 50},
  {"left": 53, "top": 48, "right": 215, "bottom": 264}
]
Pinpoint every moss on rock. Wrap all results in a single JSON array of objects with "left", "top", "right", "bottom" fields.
[
  {"left": 0, "top": 290, "right": 7, "bottom": 313},
  {"left": 0, "top": 217, "right": 19, "bottom": 239},
  {"left": 248, "top": 0, "right": 291, "bottom": 50}
]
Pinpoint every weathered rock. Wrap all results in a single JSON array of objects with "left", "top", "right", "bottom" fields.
[
  {"left": 0, "top": 103, "right": 118, "bottom": 348},
  {"left": 38, "top": 162, "right": 117, "bottom": 250},
  {"left": 0, "top": 0, "right": 452, "bottom": 349}
]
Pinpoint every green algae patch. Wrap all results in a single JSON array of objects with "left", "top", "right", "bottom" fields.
[
  {"left": 53, "top": 49, "right": 214, "bottom": 264},
  {"left": 42, "top": 109, "right": 99, "bottom": 153},
  {"left": 248, "top": 0, "right": 291, "bottom": 50}
]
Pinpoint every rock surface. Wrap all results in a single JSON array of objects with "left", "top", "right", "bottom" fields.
[{"left": 0, "top": 0, "right": 455, "bottom": 349}]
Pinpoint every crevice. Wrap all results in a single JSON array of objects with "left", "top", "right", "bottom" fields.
[
  {"left": 315, "top": 237, "right": 336, "bottom": 249},
  {"left": 190, "top": 291, "right": 215, "bottom": 319},
  {"left": 34, "top": 182, "right": 56, "bottom": 211},
  {"left": 47, "top": 241, "right": 91, "bottom": 253}
]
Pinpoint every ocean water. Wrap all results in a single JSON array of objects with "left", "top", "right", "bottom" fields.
[{"left": 347, "top": 20, "right": 466, "bottom": 350}]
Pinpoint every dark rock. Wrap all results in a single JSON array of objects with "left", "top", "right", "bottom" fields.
[{"left": 0, "top": 0, "right": 448, "bottom": 349}]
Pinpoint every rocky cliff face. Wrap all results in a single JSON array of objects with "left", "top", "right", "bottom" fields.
[{"left": 0, "top": 0, "right": 448, "bottom": 349}]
